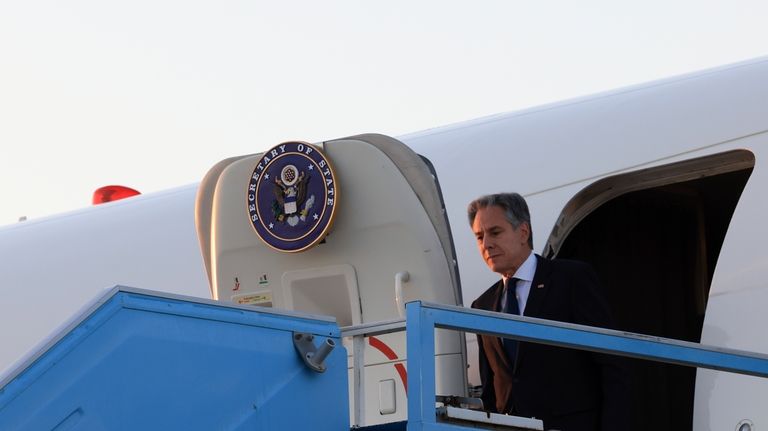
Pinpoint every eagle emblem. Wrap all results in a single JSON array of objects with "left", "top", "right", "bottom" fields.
[
  {"left": 247, "top": 142, "right": 338, "bottom": 252},
  {"left": 272, "top": 165, "right": 313, "bottom": 226}
]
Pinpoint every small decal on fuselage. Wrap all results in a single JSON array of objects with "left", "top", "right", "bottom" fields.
[{"left": 232, "top": 291, "right": 273, "bottom": 307}]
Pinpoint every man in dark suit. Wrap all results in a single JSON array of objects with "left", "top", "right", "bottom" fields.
[{"left": 468, "top": 192, "right": 628, "bottom": 430}]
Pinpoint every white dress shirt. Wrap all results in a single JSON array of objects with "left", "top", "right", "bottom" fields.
[{"left": 501, "top": 252, "right": 537, "bottom": 315}]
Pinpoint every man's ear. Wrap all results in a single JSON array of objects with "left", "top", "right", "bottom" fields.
[{"left": 519, "top": 222, "right": 531, "bottom": 245}]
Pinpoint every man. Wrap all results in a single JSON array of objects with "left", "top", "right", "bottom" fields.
[{"left": 469, "top": 193, "right": 628, "bottom": 430}]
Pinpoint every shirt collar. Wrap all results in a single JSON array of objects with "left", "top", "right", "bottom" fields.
[{"left": 503, "top": 251, "right": 536, "bottom": 284}]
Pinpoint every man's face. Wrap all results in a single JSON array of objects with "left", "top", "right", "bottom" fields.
[{"left": 472, "top": 205, "right": 531, "bottom": 278}]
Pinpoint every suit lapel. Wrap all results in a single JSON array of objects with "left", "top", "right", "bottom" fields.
[
  {"left": 523, "top": 255, "right": 551, "bottom": 317},
  {"left": 478, "top": 280, "right": 516, "bottom": 370},
  {"left": 485, "top": 279, "right": 505, "bottom": 312}
]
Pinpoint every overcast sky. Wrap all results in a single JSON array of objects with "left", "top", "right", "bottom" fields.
[{"left": 1, "top": 1, "right": 767, "bottom": 225}]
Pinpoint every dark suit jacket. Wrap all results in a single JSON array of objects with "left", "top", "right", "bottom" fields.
[{"left": 471, "top": 255, "right": 629, "bottom": 430}]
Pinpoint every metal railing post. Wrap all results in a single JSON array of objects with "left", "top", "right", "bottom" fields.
[
  {"left": 406, "top": 301, "right": 437, "bottom": 430},
  {"left": 352, "top": 334, "right": 366, "bottom": 427}
]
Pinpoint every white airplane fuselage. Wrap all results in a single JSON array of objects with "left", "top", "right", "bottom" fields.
[{"left": 1, "top": 56, "right": 767, "bottom": 430}]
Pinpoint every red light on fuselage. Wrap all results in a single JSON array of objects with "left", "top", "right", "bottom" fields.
[{"left": 92, "top": 185, "right": 141, "bottom": 205}]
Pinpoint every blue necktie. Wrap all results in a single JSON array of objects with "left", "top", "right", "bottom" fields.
[{"left": 502, "top": 278, "right": 519, "bottom": 362}]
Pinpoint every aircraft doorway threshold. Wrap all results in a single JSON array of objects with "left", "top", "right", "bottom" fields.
[{"left": 544, "top": 149, "right": 755, "bottom": 431}]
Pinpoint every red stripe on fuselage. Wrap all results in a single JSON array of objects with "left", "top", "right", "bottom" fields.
[{"left": 368, "top": 336, "right": 408, "bottom": 394}]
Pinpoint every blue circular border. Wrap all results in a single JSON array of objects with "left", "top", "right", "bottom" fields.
[{"left": 246, "top": 142, "right": 338, "bottom": 252}]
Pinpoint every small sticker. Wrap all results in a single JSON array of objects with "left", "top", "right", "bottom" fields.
[
  {"left": 232, "top": 291, "right": 273, "bottom": 307},
  {"left": 259, "top": 273, "right": 269, "bottom": 285}
]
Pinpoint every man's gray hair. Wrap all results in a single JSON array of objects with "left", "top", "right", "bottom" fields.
[{"left": 467, "top": 192, "right": 534, "bottom": 249}]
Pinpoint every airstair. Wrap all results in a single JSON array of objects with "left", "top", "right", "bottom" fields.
[{"left": 2, "top": 286, "right": 768, "bottom": 430}]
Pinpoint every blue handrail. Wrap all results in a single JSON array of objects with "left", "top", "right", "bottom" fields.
[{"left": 405, "top": 301, "right": 768, "bottom": 431}]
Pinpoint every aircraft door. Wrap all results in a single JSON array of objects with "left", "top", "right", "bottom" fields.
[{"left": 196, "top": 134, "right": 465, "bottom": 426}]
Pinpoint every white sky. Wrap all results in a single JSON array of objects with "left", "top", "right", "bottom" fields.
[{"left": 1, "top": 1, "right": 767, "bottom": 225}]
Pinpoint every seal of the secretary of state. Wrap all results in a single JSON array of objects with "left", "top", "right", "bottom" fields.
[{"left": 247, "top": 141, "right": 339, "bottom": 252}]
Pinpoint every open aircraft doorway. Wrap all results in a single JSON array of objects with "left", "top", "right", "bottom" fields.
[{"left": 544, "top": 149, "right": 755, "bottom": 431}]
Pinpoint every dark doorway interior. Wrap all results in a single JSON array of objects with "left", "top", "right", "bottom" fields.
[{"left": 557, "top": 167, "right": 752, "bottom": 430}]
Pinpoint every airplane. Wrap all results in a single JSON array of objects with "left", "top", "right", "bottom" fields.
[{"left": 1, "top": 55, "right": 766, "bottom": 430}]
